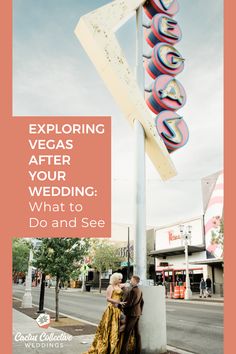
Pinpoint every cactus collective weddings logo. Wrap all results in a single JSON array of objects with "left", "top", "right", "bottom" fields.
[
  {"left": 14, "top": 330, "right": 72, "bottom": 349},
  {"left": 36, "top": 313, "right": 51, "bottom": 328},
  {"left": 14, "top": 313, "right": 72, "bottom": 349}
]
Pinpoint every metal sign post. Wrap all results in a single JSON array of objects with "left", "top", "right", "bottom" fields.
[
  {"left": 134, "top": 5, "right": 147, "bottom": 284},
  {"left": 127, "top": 226, "right": 131, "bottom": 279}
]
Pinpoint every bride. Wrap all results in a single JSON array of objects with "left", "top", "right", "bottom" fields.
[{"left": 83, "top": 272, "right": 127, "bottom": 354}]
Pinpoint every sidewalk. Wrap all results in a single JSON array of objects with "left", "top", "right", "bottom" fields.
[
  {"left": 166, "top": 292, "right": 224, "bottom": 304},
  {"left": 12, "top": 308, "right": 194, "bottom": 354},
  {"left": 13, "top": 309, "right": 93, "bottom": 354}
]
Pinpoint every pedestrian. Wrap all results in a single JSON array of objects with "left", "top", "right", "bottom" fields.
[
  {"left": 199, "top": 278, "right": 206, "bottom": 298},
  {"left": 121, "top": 275, "right": 144, "bottom": 354},
  {"left": 83, "top": 272, "right": 127, "bottom": 354},
  {"left": 163, "top": 280, "right": 168, "bottom": 298},
  {"left": 206, "top": 276, "right": 212, "bottom": 297}
]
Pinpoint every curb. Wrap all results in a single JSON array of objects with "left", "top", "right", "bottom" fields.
[
  {"left": 166, "top": 298, "right": 224, "bottom": 306},
  {"left": 13, "top": 296, "right": 98, "bottom": 327},
  {"left": 167, "top": 345, "right": 197, "bottom": 354}
]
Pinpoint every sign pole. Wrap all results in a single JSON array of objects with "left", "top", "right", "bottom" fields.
[
  {"left": 134, "top": 5, "right": 147, "bottom": 284},
  {"left": 127, "top": 226, "right": 131, "bottom": 280},
  {"left": 22, "top": 249, "right": 33, "bottom": 308}
]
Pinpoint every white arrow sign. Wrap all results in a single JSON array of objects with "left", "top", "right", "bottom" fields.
[{"left": 74, "top": 0, "right": 177, "bottom": 181}]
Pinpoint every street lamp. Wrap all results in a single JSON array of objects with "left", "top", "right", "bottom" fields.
[
  {"left": 22, "top": 247, "right": 33, "bottom": 308},
  {"left": 179, "top": 224, "right": 192, "bottom": 300},
  {"left": 78, "top": 239, "right": 88, "bottom": 292},
  {"left": 21, "top": 239, "right": 45, "bottom": 311},
  {"left": 81, "top": 263, "right": 89, "bottom": 292}
]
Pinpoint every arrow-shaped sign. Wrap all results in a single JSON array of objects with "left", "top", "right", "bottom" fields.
[{"left": 74, "top": 0, "right": 177, "bottom": 181}]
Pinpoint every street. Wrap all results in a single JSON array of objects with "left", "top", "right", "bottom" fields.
[{"left": 13, "top": 285, "right": 224, "bottom": 354}]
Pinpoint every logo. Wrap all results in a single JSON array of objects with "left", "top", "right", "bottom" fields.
[{"left": 36, "top": 313, "right": 51, "bottom": 329}]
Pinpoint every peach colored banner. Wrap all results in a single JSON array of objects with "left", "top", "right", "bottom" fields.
[{"left": 2, "top": 117, "right": 111, "bottom": 238}]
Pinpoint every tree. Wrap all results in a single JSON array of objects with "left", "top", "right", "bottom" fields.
[
  {"left": 12, "top": 238, "right": 31, "bottom": 278},
  {"left": 91, "top": 240, "right": 122, "bottom": 293},
  {"left": 32, "top": 238, "right": 90, "bottom": 321}
]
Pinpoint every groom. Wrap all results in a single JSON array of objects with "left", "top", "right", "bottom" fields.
[{"left": 121, "top": 275, "right": 144, "bottom": 354}]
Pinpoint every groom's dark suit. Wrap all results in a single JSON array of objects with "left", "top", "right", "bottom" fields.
[{"left": 121, "top": 285, "right": 144, "bottom": 354}]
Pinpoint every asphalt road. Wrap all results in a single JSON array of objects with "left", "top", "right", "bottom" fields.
[{"left": 13, "top": 285, "right": 224, "bottom": 354}]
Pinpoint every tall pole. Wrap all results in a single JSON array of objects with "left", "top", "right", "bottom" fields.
[
  {"left": 127, "top": 226, "right": 130, "bottom": 280},
  {"left": 134, "top": 5, "right": 147, "bottom": 284},
  {"left": 82, "top": 273, "right": 86, "bottom": 292},
  {"left": 184, "top": 239, "right": 192, "bottom": 299},
  {"left": 22, "top": 249, "right": 33, "bottom": 308},
  {"left": 180, "top": 225, "right": 192, "bottom": 300}
]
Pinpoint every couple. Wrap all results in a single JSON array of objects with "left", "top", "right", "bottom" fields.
[{"left": 84, "top": 273, "right": 144, "bottom": 354}]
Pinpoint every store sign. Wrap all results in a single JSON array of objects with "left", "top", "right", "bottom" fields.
[
  {"left": 144, "top": 0, "right": 189, "bottom": 153},
  {"left": 155, "top": 218, "right": 204, "bottom": 251},
  {"left": 168, "top": 231, "right": 181, "bottom": 242}
]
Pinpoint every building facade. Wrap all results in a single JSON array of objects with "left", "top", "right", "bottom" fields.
[{"left": 149, "top": 171, "right": 224, "bottom": 295}]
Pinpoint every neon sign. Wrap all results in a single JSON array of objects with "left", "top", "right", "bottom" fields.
[
  {"left": 144, "top": 0, "right": 189, "bottom": 153},
  {"left": 75, "top": 0, "right": 177, "bottom": 181}
]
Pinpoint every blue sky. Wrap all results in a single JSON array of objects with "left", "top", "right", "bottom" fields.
[{"left": 13, "top": 0, "right": 224, "bottom": 229}]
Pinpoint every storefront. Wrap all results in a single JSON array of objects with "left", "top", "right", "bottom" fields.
[
  {"left": 151, "top": 251, "right": 207, "bottom": 292},
  {"left": 148, "top": 171, "right": 224, "bottom": 295},
  {"left": 155, "top": 265, "right": 205, "bottom": 293},
  {"left": 150, "top": 216, "right": 207, "bottom": 292},
  {"left": 189, "top": 258, "right": 224, "bottom": 295}
]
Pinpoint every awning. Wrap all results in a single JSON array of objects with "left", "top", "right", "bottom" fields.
[
  {"left": 156, "top": 266, "right": 204, "bottom": 273},
  {"left": 149, "top": 245, "right": 205, "bottom": 257},
  {"left": 189, "top": 258, "right": 224, "bottom": 266}
]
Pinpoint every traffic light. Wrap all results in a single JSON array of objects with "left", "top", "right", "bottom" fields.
[{"left": 143, "top": 0, "right": 189, "bottom": 153}]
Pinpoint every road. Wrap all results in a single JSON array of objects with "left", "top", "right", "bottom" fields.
[{"left": 13, "top": 285, "right": 224, "bottom": 354}]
